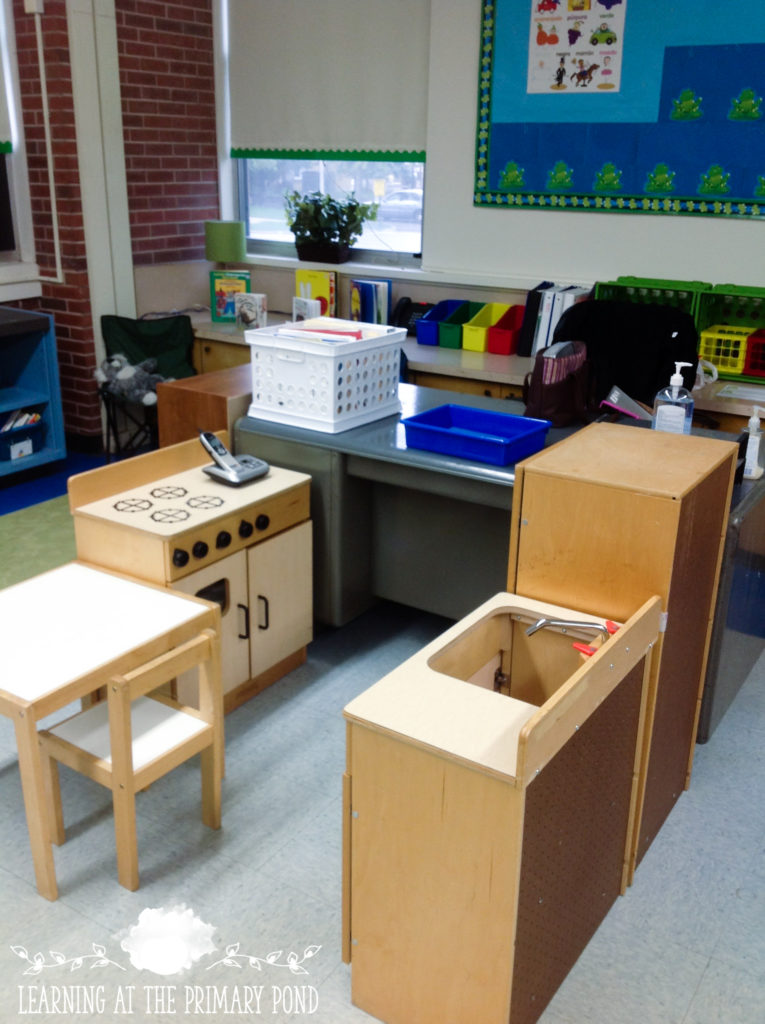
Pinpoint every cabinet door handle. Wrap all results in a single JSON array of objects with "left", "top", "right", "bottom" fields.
[
  {"left": 238, "top": 603, "right": 250, "bottom": 640},
  {"left": 258, "top": 595, "right": 270, "bottom": 631}
]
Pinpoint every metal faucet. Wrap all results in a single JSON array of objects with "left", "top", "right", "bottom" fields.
[{"left": 525, "top": 617, "right": 610, "bottom": 639}]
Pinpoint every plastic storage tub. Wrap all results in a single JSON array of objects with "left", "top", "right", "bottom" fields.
[
  {"left": 487, "top": 304, "right": 525, "bottom": 355},
  {"left": 698, "top": 324, "right": 750, "bottom": 377},
  {"left": 402, "top": 404, "right": 550, "bottom": 465},
  {"left": 594, "top": 276, "right": 711, "bottom": 320},
  {"left": 462, "top": 304, "right": 510, "bottom": 353},
  {"left": 744, "top": 329, "right": 765, "bottom": 378},
  {"left": 246, "top": 317, "right": 406, "bottom": 433},
  {"left": 439, "top": 302, "right": 484, "bottom": 349},
  {"left": 416, "top": 300, "right": 464, "bottom": 346}
]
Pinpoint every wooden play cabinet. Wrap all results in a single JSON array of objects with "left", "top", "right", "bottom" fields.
[
  {"left": 343, "top": 592, "right": 662, "bottom": 1024},
  {"left": 68, "top": 434, "right": 312, "bottom": 712},
  {"left": 508, "top": 422, "right": 738, "bottom": 869}
]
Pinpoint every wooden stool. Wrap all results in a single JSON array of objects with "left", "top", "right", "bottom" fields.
[{"left": 39, "top": 627, "right": 222, "bottom": 891}]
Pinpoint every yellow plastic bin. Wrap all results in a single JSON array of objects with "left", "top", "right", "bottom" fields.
[{"left": 462, "top": 303, "right": 510, "bottom": 352}]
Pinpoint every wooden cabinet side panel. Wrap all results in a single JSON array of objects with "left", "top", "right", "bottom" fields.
[
  {"left": 515, "top": 474, "right": 678, "bottom": 621},
  {"left": 636, "top": 456, "right": 735, "bottom": 860},
  {"left": 349, "top": 726, "right": 521, "bottom": 1024}
]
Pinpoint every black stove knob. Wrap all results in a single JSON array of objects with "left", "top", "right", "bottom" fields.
[
  {"left": 172, "top": 547, "right": 190, "bottom": 568},
  {"left": 255, "top": 514, "right": 270, "bottom": 531},
  {"left": 192, "top": 540, "right": 209, "bottom": 559},
  {"left": 238, "top": 519, "right": 254, "bottom": 539},
  {"left": 216, "top": 530, "right": 232, "bottom": 549}
]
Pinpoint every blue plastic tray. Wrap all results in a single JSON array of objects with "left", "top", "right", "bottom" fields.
[{"left": 402, "top": 405, "right": 551, "bottom": 466}]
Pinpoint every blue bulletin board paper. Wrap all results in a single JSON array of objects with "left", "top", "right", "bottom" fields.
[{"left": 476, "top": 1, "right": 765, "bottom": 218}]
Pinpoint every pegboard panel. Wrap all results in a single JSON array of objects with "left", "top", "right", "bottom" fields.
[{"left": 509, "top": 658, "right": 645, "bottom": 1024}]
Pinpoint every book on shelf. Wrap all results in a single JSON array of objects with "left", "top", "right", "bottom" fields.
[
  {"left": 349, "top": 277, "right": 392, "bottom": 325},
  {"left": 517, "top": 281, "right": 554, "bottom": 356},
  {"left": 1, "top": 409, "right": 40, "bottom": 431},
  {"left": 210, "top": 271, "right": 252, "bottom": 323},
  {"left": 295, "top": 269, "right": 336, "bottom": 317},
  {"left": 528, "top": 283, "right": 593, "bottom": 354},
  {"left": 532, "top": 284, "right": 567, "bottom": 354},
  {"left": 292, "top": 296, "right": 322, "bottom": 321},
  {"left": 234, "top": 292, "right": 267, "bottom": 330}
]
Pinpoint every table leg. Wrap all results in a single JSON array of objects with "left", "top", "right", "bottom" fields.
[{"left": 13, "top": 709, "right": 58, "bottom": 901}]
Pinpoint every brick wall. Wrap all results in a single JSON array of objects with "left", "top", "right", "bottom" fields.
[
  {"left": 116, "top": 0, "right": 219, "bottom": 265},
  {"left": 12, "top": 0, "right": 218, "bottom": 447}
]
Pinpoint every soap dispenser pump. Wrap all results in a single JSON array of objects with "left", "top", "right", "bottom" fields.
[
  {"left": 744, "top": 406, "right": 764, "bottom": 480},
  {"left": 652, "top": 361, "right": 694, "bottom": 435}
]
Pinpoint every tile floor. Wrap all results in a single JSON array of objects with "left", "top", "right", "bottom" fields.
[{"left": 0, "top": 545, "right": 764, "bottom": 1021}]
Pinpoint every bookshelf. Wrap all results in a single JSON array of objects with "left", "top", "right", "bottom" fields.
[{"left": 0, "top": 308, "right": 65, "bottom": 477}]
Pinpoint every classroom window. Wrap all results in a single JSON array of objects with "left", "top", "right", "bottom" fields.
[{"left": 238, "top": 157, "right": 424, "bottom": 259}]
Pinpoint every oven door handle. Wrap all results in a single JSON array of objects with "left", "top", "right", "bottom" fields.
[
  {"left": 257, "top": 594, "right": 270, "bottom": 631},
  {"left": 238, "top": 603, "right": 250, "bottom": 640}
]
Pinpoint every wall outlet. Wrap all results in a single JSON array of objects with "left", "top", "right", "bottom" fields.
[{"left": 24, "top": 0, "right": 44, "bottom": 14}]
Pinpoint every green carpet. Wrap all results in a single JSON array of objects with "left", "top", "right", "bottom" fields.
[{"left": 0, "top": 495, "right": 77, "bottom": 589}]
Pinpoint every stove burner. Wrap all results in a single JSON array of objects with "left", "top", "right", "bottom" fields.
[
  {"left": 187, "top": 495, "right": 225, "bottom": 510},
  {"left": 150, "top": 508, "right": 191, "bottom": 523},
  {"left": 114, "top": 498, "right": 152, "bottom": 513},
  {"left": 151, "top": 485, "right": 188, "bottom": 500}
]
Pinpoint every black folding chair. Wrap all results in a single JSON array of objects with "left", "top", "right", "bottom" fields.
[{"left": 99, "top": 315, "right": 195, "bottom": 459}]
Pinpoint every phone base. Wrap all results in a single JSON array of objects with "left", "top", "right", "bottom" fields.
[{"left": 203, "top": 456, "right": 269, "bottom": 486}]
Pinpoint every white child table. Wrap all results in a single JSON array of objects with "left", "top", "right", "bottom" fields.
[{"left": 0, "top": 561, "right": 221, "bottom": 900}]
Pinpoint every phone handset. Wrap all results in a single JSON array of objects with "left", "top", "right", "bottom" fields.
[
  {"left": 199, "top": 431, "right": 269, "bottom": 486},
  {"left": 200, "top": 430, "right": 241, "bottom": 471}
]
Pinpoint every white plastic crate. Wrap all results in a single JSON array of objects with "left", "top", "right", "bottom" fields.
[{"left": 245, "top": 317, "right": 405, "bottom": 433}]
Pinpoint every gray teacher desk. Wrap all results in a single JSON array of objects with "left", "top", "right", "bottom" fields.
[
  {"left": 235, "top": 384, "right": 562, "bottom": 627},
  {"left": 235, "top": 382, "right": 765, "bottom": 742}
]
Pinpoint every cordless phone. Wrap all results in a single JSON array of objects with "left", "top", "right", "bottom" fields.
[{"left": 199, "top": 430, "right": 269, "bottom": 485}]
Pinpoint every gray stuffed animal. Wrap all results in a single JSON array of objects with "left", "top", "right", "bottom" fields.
[{"left": 94, "top": 353, "right": 168, "bottom": 406}]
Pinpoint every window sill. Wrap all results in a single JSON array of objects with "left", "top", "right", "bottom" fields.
[{"left": 0, "top": 262, "right": 42, "bottom": 302}]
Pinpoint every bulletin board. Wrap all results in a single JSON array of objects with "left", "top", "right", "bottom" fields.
[{"left": 475, "top": 1, "right": 765, "bottom": 218}]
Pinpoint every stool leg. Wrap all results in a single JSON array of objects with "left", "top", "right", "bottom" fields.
[
  {"left": 112, "top": 786, "right": 139, "bottom": 891},
  {"left": 14, "top": 712, "right": 58, "bottom": 901},
  {"left": 200, "top": 745, "right": 221, "bottom": 830},
  {"left": 108, "top": 681, "right": 140, "bottom": 891},
  {"left": 41, "top": 753, "right": 66, "bottom": 846}
]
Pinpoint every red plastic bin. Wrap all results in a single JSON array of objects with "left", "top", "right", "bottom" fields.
[
  {"left": 744, "top": 329, "right": 765, "bottom": 378},
  {"left": 487, "top": 305, "right": 525, "bottom": 355}
]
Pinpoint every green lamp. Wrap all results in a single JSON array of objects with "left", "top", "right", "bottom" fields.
[{"left": 204, "top": 220, "right": 246, "bottom": 263}]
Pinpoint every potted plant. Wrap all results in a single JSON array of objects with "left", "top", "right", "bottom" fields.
[{"left": 284, "top": 190, "right": 377, "bottom": 263}]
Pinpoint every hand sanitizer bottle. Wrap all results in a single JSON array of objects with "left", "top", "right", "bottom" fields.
[
  {"left": 652, "top": 361, "right": 694, "bottom": 434},
  {"left": 744, "top": 406, "right": 764, "bottom": 480}
]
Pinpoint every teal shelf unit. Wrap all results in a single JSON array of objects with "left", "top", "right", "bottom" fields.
[{"left": 0, "top": 306, "right": 66, "bottom": 477}]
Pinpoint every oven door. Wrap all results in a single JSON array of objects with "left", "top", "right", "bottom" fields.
[{"left": 171, "top": 550, "right": 250, "bottom": 704}]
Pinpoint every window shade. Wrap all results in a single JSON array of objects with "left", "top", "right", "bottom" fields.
[{"left": 228, "top": 0, "right": 430, "bottom": 161}]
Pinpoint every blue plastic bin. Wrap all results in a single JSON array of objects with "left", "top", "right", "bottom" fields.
[
  {"left": 415, "top": 300, "right": 464, "bottom": 346},
  {"left": 402, "top": 405, "right": 551, "bottom": 466}
]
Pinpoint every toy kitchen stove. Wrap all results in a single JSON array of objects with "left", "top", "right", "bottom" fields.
[{"left": 69, "top": 438, "right": 312, "bottom": 712}]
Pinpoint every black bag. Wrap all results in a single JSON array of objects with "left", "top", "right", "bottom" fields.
[
  {"left": 523, "top": 341, "right": 595, "bottom": 427},
  {"left": 550, "top": 300, "right": 699, "bottom": 407}
]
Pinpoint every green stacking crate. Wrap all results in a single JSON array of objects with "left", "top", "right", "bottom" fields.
[
  {"left": 697, "top": 284, "right": 765, "bottom": 382},
  {"left": 438, "top": 301, "right": 484, "bottom": 349},
  {"left": 697, "top": 284, "right": 765, "bottom": 332},
  {"left": 594, "top": 276, "right": 712, "bottom": 322}
]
